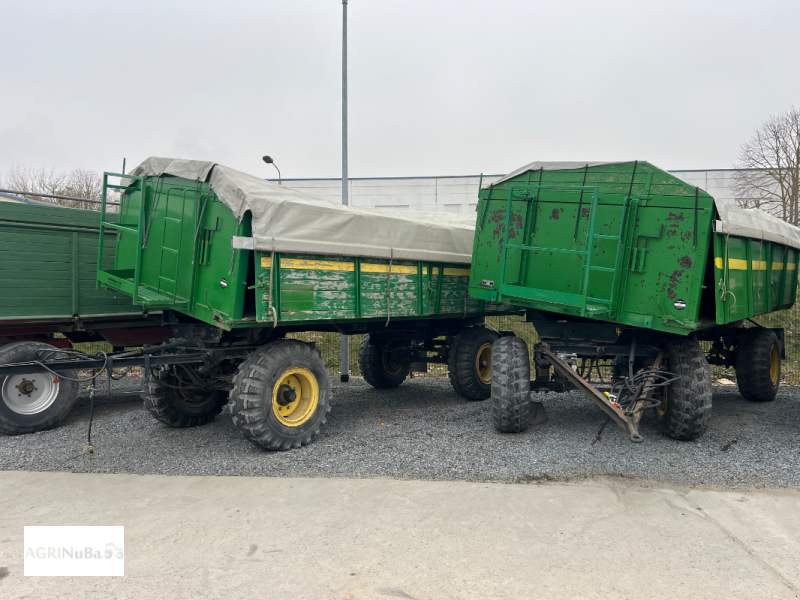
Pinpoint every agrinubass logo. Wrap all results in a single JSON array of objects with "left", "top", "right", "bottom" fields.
[{"left": 25, "top": 543, "right": 124, "bottom": 560}]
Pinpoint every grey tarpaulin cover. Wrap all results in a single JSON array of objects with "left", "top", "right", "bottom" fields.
[
  {"left": 485, "top": 161, "right": 800, "bottom": 251},
  {"left": 125, "top": 158, "right": 477, "bottom": 264}
]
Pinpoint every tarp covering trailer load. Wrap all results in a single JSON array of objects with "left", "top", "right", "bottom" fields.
[
  {"left": 0, "top": 158, "right": 520, "bottom": 450},
  {"left": 0, "top": 202, "right": 171, "bottom": 435},
  {"left": 469, "top": 161, "right": 799, "bottom": 443}
]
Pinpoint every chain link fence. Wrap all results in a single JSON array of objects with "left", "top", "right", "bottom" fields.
[
  {"left": 286, "top": 305, "right": 800, "bottom": 385},
  {"left": 67, "top": 299, "right": 800, "bottom": 385}
]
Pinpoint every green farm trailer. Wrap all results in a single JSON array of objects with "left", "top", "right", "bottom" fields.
[
  {"left": 0, "top": 202, "right": 170, "bottom": 435},
  {"left": 470, "top": 161, "right": 800, "bottom": 442},
  {"left": 1, "top": 157, "right": 518, "bottom": 451}
]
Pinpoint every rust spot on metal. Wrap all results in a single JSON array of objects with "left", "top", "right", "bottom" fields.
[
  {"left": 679, "top": 256, "right": 692, "bottom": 269},
  {"left": 582, "top": 208, "right": 590, "bottom": 218},
  {"left": 664, "top": 269, "right": 684, "bottom": 300},
  {"left": 550, "top": 209, "right": 560, "bottom": 220}
]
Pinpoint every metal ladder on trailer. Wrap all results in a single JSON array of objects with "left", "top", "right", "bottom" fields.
[
  {"left": 496, "top": 184, "right": 630, "bottom": 318},
  {"left": 96, "top": 173, "right": 179, "bottom": 308}
]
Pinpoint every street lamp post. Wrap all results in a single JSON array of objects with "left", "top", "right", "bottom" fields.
[
  {"left": 340, "top": 0, "right": 350, "bottom": 383},
  {"left": 262, "top": 156, "right": 281, "bottom": 184}
]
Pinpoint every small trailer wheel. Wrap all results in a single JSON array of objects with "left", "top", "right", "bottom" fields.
[
  {"left": 0, "top": 341, "right": 79, "bottom": 435},
  {"left": 358, "top": 334, "right": 410, "bottom": 389},
  {"left": 143, "top": 365, "right": 231, "bottom": 428},
  {"left": 448, "top": 326, "right": 499, "bottom": 401},
  {"left": 735, "top": 328, "right": 780, "bottom": 402},
  {"left": 490, "top": 336, "right": 532, "bottom": 433},
  {"left": 653, "top": 337, "right": 712, "bottom": 441},
  {"left": 231, "top": 340, "right": 331, "bottom": 450}
]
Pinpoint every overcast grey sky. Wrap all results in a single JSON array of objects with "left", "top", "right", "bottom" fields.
[{"left": 2, "top": 0, "right": 798, "bottom": 180}]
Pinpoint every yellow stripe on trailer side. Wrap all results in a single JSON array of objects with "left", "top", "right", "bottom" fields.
[
  {"left": 714, "top": 257, "right": 797, "bottom": 271},
  {"left": 360, "top": 263, "right": 417, "bottom": 274},
  {"left": 714, "top": 257, "right": 750, "bottom": 270},
  {"left": 258, "top": 256, "right": 476, "bottom": 276},
  {"left": 260, "top": 256, "right": 355, "bottom": 272}
]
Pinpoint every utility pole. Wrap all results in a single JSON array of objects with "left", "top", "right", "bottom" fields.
[{"left": 340, "top": 0, "right": 350, "bottom": 383}]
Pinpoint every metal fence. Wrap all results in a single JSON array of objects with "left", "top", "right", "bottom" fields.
[
  {"left": 286, "top": 305, "right": 800, "bottom": 384},
  {"left": 69, "top": 301, "right": 800, "bottom": 384}
]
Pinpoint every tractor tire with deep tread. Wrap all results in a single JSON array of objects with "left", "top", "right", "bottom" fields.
[
  {"left": 490, "top": 336, "right": 532, "bottom": 433},
  {"left": 448, "top": 326, "right": 499, "bottom": 401},
  {"left": 231, "top": 339, "right": 331, "bottom": 451},
  {"left": 653, "top": 337, "right": 712, "bottom": 441},
  {"left": 735, "top": 327, "right": 781, "bottom": 402},
  {"left": 143, "top": 368, "right": 230, "bottom": 428},
  {"left": 358, "top": 334, "right": 410, "bottom": 389},
  {"left": 0, "top": 341, "right": 79, "bottom": 435}
]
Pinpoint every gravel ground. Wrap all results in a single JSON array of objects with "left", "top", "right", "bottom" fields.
[{"left": 2, "top": 375, "right": 800, "bottom": 487}]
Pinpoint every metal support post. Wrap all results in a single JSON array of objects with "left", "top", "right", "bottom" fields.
[{"left": 340, "top": 0, "right": 350, "bottom": 382}]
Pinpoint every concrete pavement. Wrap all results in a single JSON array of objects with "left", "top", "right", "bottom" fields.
[{"left": 1, "top": 471, "right": 799, "bottom": 599}]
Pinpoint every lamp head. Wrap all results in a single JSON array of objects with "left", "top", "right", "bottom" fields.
[{"left": 262, "top": 156, "right": 274, "bottom": 164}]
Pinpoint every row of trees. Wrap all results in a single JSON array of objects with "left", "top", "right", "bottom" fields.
[
  {"left": 0, "top": 165, "right": 109, "bottom": 211},
  {"left": 733, "top": 106, "right": 800, "bottom": 225}
]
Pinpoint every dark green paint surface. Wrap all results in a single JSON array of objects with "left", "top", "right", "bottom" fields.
[{"left": 0, "top": 202, "right": 146, "bottom": 321}]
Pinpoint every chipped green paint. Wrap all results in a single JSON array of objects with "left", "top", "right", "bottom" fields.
[
  {"left": 97, "top": 171, "right": 521, "bottom": 330},
  {"left": 468, "top": 161, "right": 800, "bottom": 335},
  {"left": 254, "top": 254, "right": 514, "bottom": 324}
]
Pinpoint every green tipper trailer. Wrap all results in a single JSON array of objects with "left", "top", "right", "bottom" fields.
[
  {"left": 80, "top": 157, "right": 520, "bottom": 450},
  {"left": 469, "top": 161, "right": 800, "bottom": 443},
  {"left": 0, "top": 202, "right": 169, "bottom": 435}
]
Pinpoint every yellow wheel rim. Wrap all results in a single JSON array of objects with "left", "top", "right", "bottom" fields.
[
  {"left": 656, "top": 387, "right": 668, "bottom": 417},
  {"left": 271, "top": 367, "right": 319, "bottom": 427},
  {"left": 769, "top": 344, "right": 780, "bottom": 385},
  {"left": 476, "top": 343, "right": 492, "bottom": 385}
]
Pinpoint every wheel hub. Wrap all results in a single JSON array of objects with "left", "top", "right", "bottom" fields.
[
  {"left": 276, "top": 384, "right": 297, "bottom": 406},
  {"left": 382, "top": 352, "right": 405, "bottom": 376},
  {"left": 17, "top": 378, "right": 35, "bottom": 396},
  {"left": 3, "top": 373, "right": 60, "bottom": 415}
]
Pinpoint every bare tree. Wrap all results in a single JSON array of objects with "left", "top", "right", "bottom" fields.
[
  {"left": 3, "top": 165, "right": 114, "bottom": 211},
  {"left": 733, "top": 106, "right": 800, "bottom": 224}
]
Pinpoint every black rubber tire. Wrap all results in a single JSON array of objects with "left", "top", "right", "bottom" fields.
[
  {"left": 448, "top": 327, "right": 499, "bottom": 401},
  {"left": 0, "top": 341, "right": 79, "bottom": 435},
  {"left": 735, "top": 328, "right": 781, "bottom": 402},
  {"left": 490, "top": 336, "right": 532, "bottom": 433},
  {"left": 143, "top": 367, "right": 230, "bottom": 428},
  {"left": 653, "top": 337, "right": 712, "bottom": 441},
  {"left": 358, "top": 334, "right": 410, "bottom": 389},
  {"left": 231, "top": 339, "right": 331, "bottom": 451}
]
